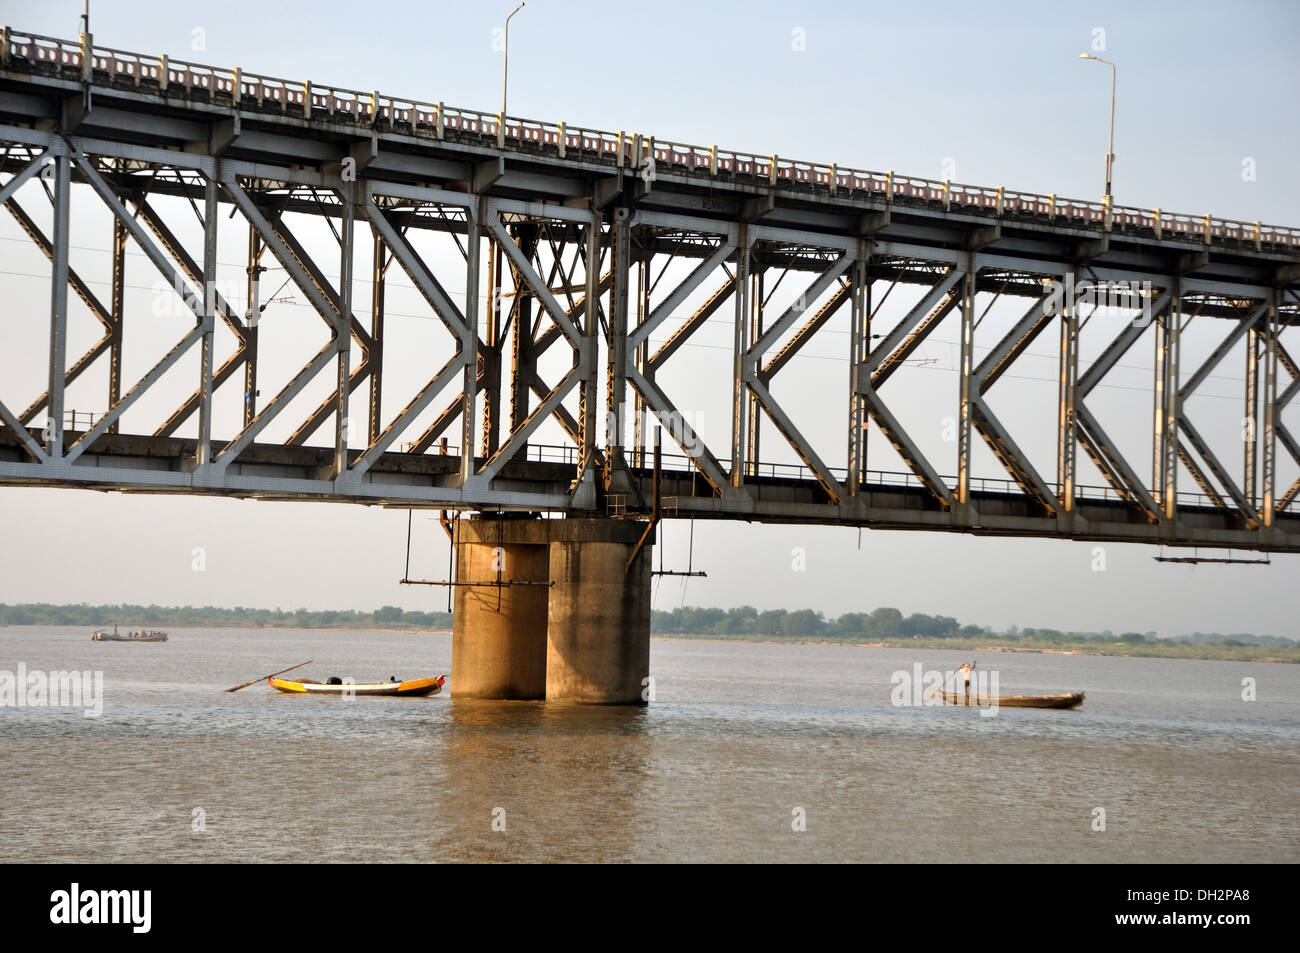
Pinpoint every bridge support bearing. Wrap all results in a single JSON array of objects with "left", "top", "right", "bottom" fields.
[{"left": 449, "top": 517, "right": 652, "bottom": 704}]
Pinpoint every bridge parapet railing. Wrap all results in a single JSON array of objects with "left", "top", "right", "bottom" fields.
[
  {"left": 566, "top": 127, "right": 622, "bottom": 163},
  {"left": 526, "top": 444, "right": 580, "bottom": 466},
  {"left": 454, "top": 438, "right": 1262, "bottom": 514},
  {"left": 443, "top": 105, "right": 490, "bottom": 137},
  {"left": 560, "top": 441, "right": 1240, "bottom": 511},
  {"left": 3, "top": 26, "right": 1299, "bottom": 249}
]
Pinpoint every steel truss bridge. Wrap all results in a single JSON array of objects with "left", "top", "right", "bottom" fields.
[{"left": 1, "top": 28, "right": 1299, "bottom": 553}]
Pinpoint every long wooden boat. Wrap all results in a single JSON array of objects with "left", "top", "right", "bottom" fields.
[
  {"left": 268, "top": 674, "right": 445, "bottom": 697},
  {"left": 934, "top": 689, "right": 1084, "bottom": 709},
  {"left": 91, "top": 627, "right": 168, "bottom": 642}
]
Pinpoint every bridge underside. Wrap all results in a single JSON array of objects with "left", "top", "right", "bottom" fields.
[
  {"left": 1, "top": 27, "right": 1300, "bottom": 555},
  {"left": 2, "top": 428, "right": 1293, "bottom": 550}
]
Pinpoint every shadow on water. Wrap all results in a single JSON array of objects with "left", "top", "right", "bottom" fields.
[
  {"left": 444, "top": 697, "right": 651, "bottom": 732},
  {"left": 428, "top": 700, "right": 653, "bottom": 862}
]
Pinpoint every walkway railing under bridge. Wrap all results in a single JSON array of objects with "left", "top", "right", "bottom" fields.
[{"left": 507, "top": 443, "right": 1241, "bottom": 512}]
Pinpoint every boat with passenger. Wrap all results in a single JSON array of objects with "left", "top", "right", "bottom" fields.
[
  {"left": 267, "top": 673, "right": 445, "bottom": 697},
  {"left": 933, "top": 689, "right": 1084, "bottom": 709},
  {"left": 91, "top": 625, "right": 168, "bottom": 642}
]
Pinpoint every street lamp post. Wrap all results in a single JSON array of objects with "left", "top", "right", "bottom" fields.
[
  {"left": 502, "top": 3, "right": 525, "bottom": 120},
  {"left": 1079, "top": 53, "right": 1116, "bottom": 201},
  {"left": 80, "top": 0, "right": 93, "bottom": 111}
]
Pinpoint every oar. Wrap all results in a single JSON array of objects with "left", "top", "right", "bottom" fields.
[{"left": 225, "top": 659, "right": 313, "bottom": 693}]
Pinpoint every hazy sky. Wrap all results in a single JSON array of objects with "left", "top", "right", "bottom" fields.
[{"left": 1, "top": 0, "right": 1298, "bottom": 638}]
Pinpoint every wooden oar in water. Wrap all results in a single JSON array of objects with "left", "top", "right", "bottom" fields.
[{"left": 225, "top": 660, "right": 313, "bottom": 693}]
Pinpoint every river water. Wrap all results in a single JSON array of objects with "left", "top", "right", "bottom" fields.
[{"left": 0, "top": 625, "right": 1295, "bottom": 863}]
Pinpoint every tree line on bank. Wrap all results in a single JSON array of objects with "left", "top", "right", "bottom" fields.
[
  {"left": 0, "top": 602, "right": 451, "bottom": 630},
  {"left": 1, "top": 602, "right": 1290, "bottom": 647},
  {"left": 648, "top": 605, "right": 1289, "bottom": 647}
]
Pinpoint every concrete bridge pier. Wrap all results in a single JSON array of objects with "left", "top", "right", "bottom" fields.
[
  {"left": 451, "top": 523, "right": 550, "bottom": 699},
  {"left": 450, "top": 517, "right": 652, "bottom": 704},
  {"left": 546, "top": 520, "right": 653, "bottom": 704}
]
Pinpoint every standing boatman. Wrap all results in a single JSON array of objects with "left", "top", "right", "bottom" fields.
[{"left": 958, "top": 661, "right": 975, "bottom": 704}]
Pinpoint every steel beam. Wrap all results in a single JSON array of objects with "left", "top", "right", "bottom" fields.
[
  {"left": 1245, "top": 323, "right": 1260, "bottom": 509},
  {"left": 579, "top": 218, "right": 600, "bottom": 475},
  {"left": 731, "top": 226, "right": 753, "bottom": 487},
  {"left": 1153, "top": 279, "right": 1181, "bottom": 520},
  {"left": 369, "top": 229, "right": 387, "bottom": 444},
  {"left": 460, "top": 201, "right": 481, "bottom": 485},
  {"left": 109, "top": 217, "right": 125, "bottom": 433},
  {"left": 629, "top": 240, "right": 736, "bottom": 352},
  {"left": 65, "top": 326, "right": 205, "bottom": 465},
  {"left": 605, "top": 212, "right": 633, "bottom": 486},
  {"left": 195, "top": 175, "right": 217, "bottom": 467},
  {"left": 847, "top": 253, "right": 869, "bottom": 495},
  {"left": 45, "top": 153, "right": 69, "bottom": 458},
  {"left": 1057, "top": 267, "right": 1079, "bottom": 510},
  {"left": 0, "top": 150, "right": 49, "bottom": 204},
  {"left": 349, "top": 353, "right": 463, "bottom": 477},
  {"left": 5, "top": 196, "right": 115, "bottom": 427},
  {"left": 244, "top": 228, "right": 262, "bottom": 428},
  {"left": 956, "top": 262, "right": 976, "bottom": 505},
  {"left": 1262, "top": 290, "right": 1279, "bottom": 526},
  {"left": 334, "top": 182, "right": 354, "bottom": 478}
]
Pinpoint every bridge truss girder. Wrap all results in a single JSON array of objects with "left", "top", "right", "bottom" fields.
[{"left": 0, "top": 110, "right": 1298, "bottom": 551}]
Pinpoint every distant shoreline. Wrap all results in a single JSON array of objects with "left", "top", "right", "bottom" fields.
[
  {"left": 2, "top": 622, "right": 451, "bottom": 636},
  {"left": 650, "top": 633, "right": 1299, "bottom": 664},
  {"left": 4, "top": 621, "right": 1295, "bottom": 663}
]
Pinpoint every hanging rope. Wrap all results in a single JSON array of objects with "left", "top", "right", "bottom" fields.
[
  {"left": 688, "top": 518, "right": 695, "bottom": 574},
  {"left": 404, "top": 509, "right": 413, "bottom": 581},
  {"left": 658, "top": 517, "right": 665, "bottom": 574}
]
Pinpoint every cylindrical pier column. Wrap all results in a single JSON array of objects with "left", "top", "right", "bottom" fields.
[
  {"left": 450, "top": 521, "right": 549, "bottom": 700},
  {"left": 546, "top": 520, "right": 651, "bottom": 704},
  {"left": 449, "top": 516, "right": 652, "bottom": 703}
]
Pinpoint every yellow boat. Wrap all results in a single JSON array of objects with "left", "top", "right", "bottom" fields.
[{"left": 267, "top": 674, "right": 445, "bottom": 697}]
